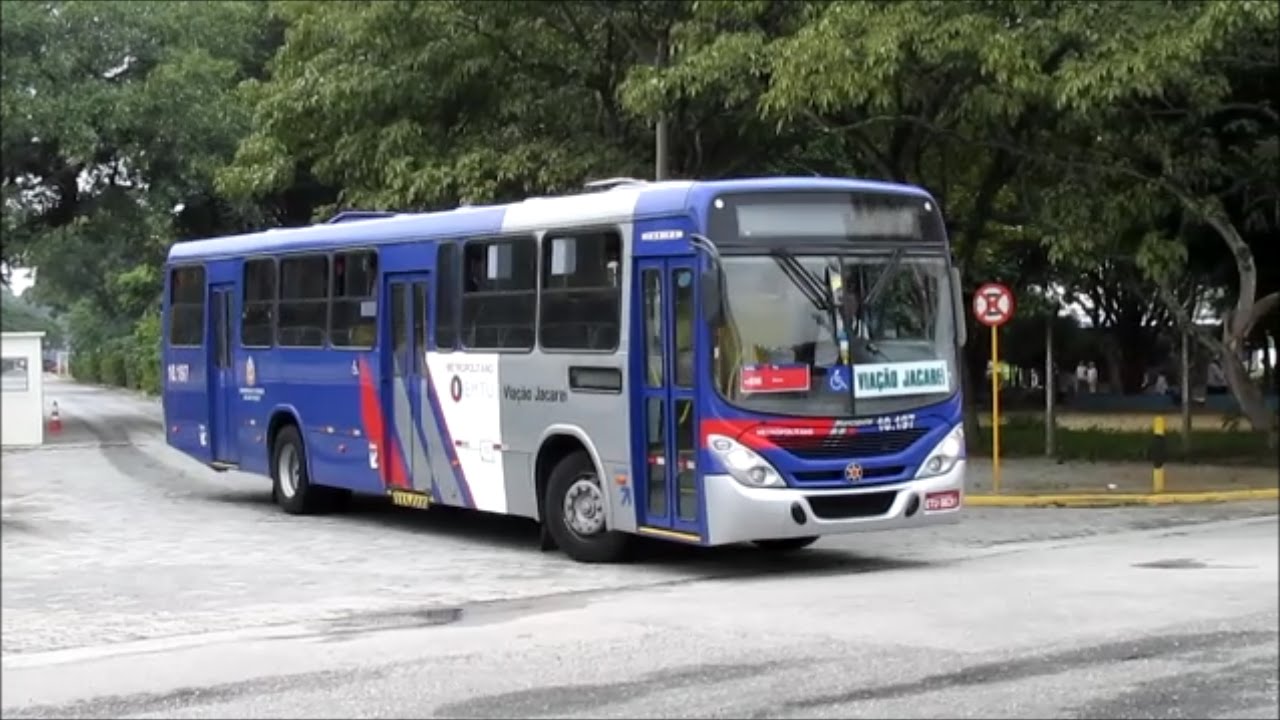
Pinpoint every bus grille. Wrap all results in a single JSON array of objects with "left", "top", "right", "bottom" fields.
[
  {"left": 806, "top": 491, "right": 898, "bottom": 519},
  {"left": 771, "top": 428, "right": 929, "bottom": 460}
]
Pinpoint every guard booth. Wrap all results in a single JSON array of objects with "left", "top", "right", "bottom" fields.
[{"left": 1, "top": 331, "right": 46, "bottom": 447}]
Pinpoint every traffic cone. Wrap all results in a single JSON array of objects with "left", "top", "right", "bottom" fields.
[{"left": 47, "top": 402, "right": 62, "bottom": 434}]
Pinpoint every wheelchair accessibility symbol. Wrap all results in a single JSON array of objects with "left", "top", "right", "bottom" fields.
[{"left": 828, "top": 365, "right": 851, "bottom": 393}]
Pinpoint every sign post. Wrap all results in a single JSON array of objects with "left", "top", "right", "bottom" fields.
[{"left": 973, "top": 283, "right": 1015, "bottom": 494}]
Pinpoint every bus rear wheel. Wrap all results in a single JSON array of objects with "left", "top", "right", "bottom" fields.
[
  {"left": 544, "top": 451, "right": 631, "bottom": 563},
  {"left": 752, "top": 536, "right": 819, "bottom": 552},
  {"left": 271, "top": 425, "right": 328, "bottom": 515}
]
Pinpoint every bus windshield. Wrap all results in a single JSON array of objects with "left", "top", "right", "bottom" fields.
[{"left": 712, "top": 251, "right": 958, "bottom": 418}]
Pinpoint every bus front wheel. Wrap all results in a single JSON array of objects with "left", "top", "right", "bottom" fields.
[
  {"left": 544, "top": 451, "right": 631, "bottom": 563},
  {"left": 752, "top": 536, "right": 819, "bottom": 552}
]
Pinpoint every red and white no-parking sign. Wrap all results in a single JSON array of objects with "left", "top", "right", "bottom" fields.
[{"left": 972, "top": 282, "right": 1015, "bottom": 328}]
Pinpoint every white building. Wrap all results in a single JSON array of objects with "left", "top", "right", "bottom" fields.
[{"left": 2, "top": 331, "right": 46, "bottom": 447}]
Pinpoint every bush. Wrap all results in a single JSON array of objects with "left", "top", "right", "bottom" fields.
[
  {"left": 127, "top": 310, "right": 162, "bottom": 395},
  {"left": 973, "top": 415, "right": 1276, "bottom": 466},
  {"left": 99, "top": 341, "right": 128, "bottom": 387},
  {"left": 72, "top": 351, "right": 101, "bottom": 383}
]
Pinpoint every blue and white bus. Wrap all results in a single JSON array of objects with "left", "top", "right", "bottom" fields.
[{"left": 162, "top": 177, "right": 968, "bottom": 562}]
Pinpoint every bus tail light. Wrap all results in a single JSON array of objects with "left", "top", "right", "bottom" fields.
[{"left": 707, "top": 434, "right": 785, "bottom": 489}]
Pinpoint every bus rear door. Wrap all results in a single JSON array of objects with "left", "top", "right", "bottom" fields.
[
  {"left": 634, "top": 258, "right": 705, "bottom": 542},
  {"left": 381, "top": 273, "right": 433, "bottom": 496},
  {"left": 208, "top": 283, "right": 239, "bottom": 465}
]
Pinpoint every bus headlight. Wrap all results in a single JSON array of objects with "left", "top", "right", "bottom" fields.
[
  {"left": 707, "top": 434, "right": 786, "bottom": 488},
  {"left": 915, "top": 424, "right": 965, "bottom": 479}
]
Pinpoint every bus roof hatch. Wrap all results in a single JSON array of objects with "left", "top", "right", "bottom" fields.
[{"left": 326, "top": 210, "right": 400, "bottom": 224}]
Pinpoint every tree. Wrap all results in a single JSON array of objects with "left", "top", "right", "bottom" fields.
[
  {"left": 218, "top": 1, "right": 693, "bottom": 214},
  {"left": 1, "top": 0, "right": 274, "bottom": 314},
  {"left": 1028, "top": 0, "right": 1279, "bottom": 432},
  {"left": 0, "top": 285, "right": 65, "bottom": 348}
]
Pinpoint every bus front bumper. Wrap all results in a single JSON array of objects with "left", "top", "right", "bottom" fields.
[{"left": 703, "top": 460, "right": 966, "bottom": 546}]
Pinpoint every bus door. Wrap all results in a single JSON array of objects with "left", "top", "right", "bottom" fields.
[
  {"left": 635, "top": 257, "right": 704, "bottom": 538},
  {"left": 382, "top": 273, "right": 432, "bottom": 496},
  {"left": 209, "top": 283, "right": 239, "bottom": 464}
]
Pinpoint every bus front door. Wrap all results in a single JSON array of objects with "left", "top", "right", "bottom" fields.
[
  {"left": 209, "top": 284, "right": 239, "bottom": 465},
  {"left": 635, "top": 258, "right": 704, "bottom": 541},
  {"left": 382, "top": 273, "right": 432, "bottom": 497}
]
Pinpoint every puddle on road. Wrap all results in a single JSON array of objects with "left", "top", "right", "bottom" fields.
[
  {"left": 299, "top": 591, "right": 597, "bottom": 643},
  {"left": 324, "top": 606, "right": 464, "bottom": 633},
  {"left": 1133, "top": 557, "right": 1251, "bottom": 570}
]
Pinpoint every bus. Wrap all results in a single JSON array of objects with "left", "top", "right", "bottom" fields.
[{"left": 162, "top": 176, "right": 968, "bottom": 563}]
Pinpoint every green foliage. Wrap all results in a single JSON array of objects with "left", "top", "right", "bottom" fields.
[
  {"left": 219, "top": 1, "right": 673, "bottom": 211},
  {"left": 3, "top": 0, "right": 273, "bottom": 367},
  {"left": 5, "top": 0, "right": 1276, "bottom": 426},
  {"left": 98, "top": 341, "right": 129, "bottom": 387},
  {"left": 127, "top": 310, "right": 163, "bottom": 394},
  {"left": 1, "top": 286, "right": 65, "bottom": 347},
  {"left": 72, "top": 350, "right": 100, "bottom": 384}
]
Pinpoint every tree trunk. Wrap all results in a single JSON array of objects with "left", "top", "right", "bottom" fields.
[
  {"left": 1101, "top": 340, "right": 1124, "bottom": 394},
  {"left": 1156, "top": 198, "right": 1279, "bottom": 437},
  {"left": 1220, "top": 322, "right": 1276, "bottom": 434}
]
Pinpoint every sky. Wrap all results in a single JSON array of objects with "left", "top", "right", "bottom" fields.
[{"left": 4, "top": 267, "right": 35, "bottom": 297}]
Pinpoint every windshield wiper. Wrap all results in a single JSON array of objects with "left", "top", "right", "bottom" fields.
[
  {"left": 769, "top": 249, "right": 831, "bottom": 314},
  {"left": 849, "top": 250, "right": 905, "bottom": 363},
  {"left": 862, "top": 247, "right": 905, "bottom": 309},
  {"left": 823, "top": 257, "right": 858, "bottom": 416}
]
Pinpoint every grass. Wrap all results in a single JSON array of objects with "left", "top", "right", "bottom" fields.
[{"left": 970, "top": 414, "right": 1277, "bottom": 466}]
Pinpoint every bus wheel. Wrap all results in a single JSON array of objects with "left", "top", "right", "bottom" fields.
[
  {"left": 544, "top": 451, "right": 631, "bottom": 563},
  {"left": 752, "top": 536, "right": 819, "bottom": 552},
  {"left": 271, "top": 425, "right": 324, "bottom": 515}
]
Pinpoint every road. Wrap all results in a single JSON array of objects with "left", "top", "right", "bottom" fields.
[{"left": 2, "top": 380, "right": 1277, "bottom": 718}]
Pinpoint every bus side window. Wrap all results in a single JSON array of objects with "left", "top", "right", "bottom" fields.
[
  {"left": 241, "top": 257, "right": 275, "bottom": 348},
  {"left": 169, "top": 265, "right": 206, "bottom": 347},
  {"left": 539, "top": 230, "right": 622, "bottom": 352},
  {"left": 331, "top": 249, "right": 378, "bottom": 349},
  {"left": 460, "top": 237, "right": 536, "bottom": 350},
  {"left": 435, "top": 242, "right": 458, "bottom": 351},
  {"left": 278, "top": 254, "right": 329, "bottom": 347},
  {"left": 672, "top": 268, "right": 695, "bottom": 387},
  {"left": 642, "top": 269, "right": 663, "bottom": 386}
]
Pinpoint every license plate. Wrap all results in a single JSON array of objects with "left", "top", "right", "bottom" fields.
[{"left": 925, "top": 490, "right": 961, "bottom": 511}]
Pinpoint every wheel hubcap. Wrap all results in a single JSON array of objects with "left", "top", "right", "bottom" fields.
[
  {"left": 277, "top": 444, "right": 300, "bottom": 498},
  {"left": 563, "top": 474, "right": 606, "bottom": 537}
]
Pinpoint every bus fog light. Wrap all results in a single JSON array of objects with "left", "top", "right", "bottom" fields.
[
  {"left": 915, "top": 424, "right": 965, "bottom": 479},
  {"left": 706, "top": 433, "right": 785, "bottom": 488}
]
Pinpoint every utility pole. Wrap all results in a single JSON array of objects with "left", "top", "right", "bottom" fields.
[
  {"left": 1045, "top": 314, "right": 1056, "bottom": 457},
  {"left": 1180, "top": 325, "right": 1192, "bottom": 453},
  {"left": 654, "top": 33, "right": 669, "bottom": 181}
]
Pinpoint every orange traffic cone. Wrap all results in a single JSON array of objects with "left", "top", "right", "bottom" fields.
[{"left": 47, "top": 402, "right": 62, "bottom": 434}]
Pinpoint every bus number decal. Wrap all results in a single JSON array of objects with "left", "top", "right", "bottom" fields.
[{"left": 875, "top": 413, "right": 915, "bottom": 432}]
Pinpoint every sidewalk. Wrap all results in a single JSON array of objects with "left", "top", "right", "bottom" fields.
[{"left": 965, "top": 456, "right": 1278, "bottom": 506}]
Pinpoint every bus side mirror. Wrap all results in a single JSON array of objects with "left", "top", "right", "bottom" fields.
[
  {"left": 689, "top": 233, "right": 724, "bottom": 326},
  {"left": 950, "top": 266, "right": 967, "bottom": 347}
]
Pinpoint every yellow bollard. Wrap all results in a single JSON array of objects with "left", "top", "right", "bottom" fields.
[{"left": 1152, "top": 415, "right": 1166, "bottom": 494}]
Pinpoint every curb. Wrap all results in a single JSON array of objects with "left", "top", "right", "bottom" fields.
[{"left": 966, "top": 488, "right": 1279, "bottom": 508}]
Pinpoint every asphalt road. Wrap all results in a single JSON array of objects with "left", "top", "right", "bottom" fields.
[{"left": 2, "top": 380, "right": 1277, "bottom": 718}]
